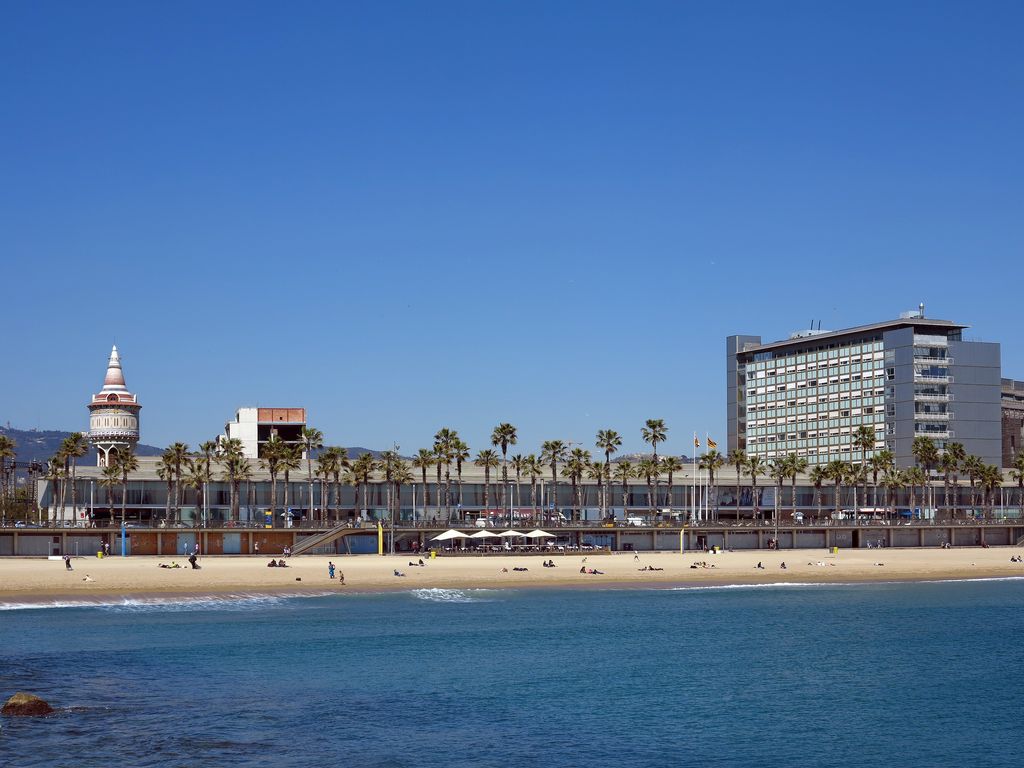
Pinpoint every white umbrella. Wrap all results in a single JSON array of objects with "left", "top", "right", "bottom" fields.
[
  {"left": 431, "top": 529, "right": 471, "bottom": 541},
  {"left": 469, "top": 530, "right": 499, "bottom": 539},
  {"left": 497, "top": 530, "right": 526, "bottom": 537},
  {"left": 524, "top": 529, "right": 555, "bottom": 539}
]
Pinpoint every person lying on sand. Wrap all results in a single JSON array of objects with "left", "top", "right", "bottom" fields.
[
  {"left": 586, "top": 568, "right": 604, "bottom": 575},
  {"left": 277, "top": 560, "right": 288, "bottom": 567},
  {"left": 394, "top": 569, "right": 406, "bottom": 577},
  {"left": 267, "top": 559, "right": 278, "bottom": 567},
  {"left": 82, "top": 575, "right": 94, "bottom": 582}
]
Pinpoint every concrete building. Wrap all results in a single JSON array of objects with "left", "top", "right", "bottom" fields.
[
  {"left": 1002, "top": 379, "right": 1024, "bottom": 467},
  {"left": 87, "top": 345, "right": 141, "bottom": 467},
  {"left": 727, "top": 308, "right": 1002, "bottom": 468},
  {"left": 221, "top": 407, "right": 307, "bottom": 459}
]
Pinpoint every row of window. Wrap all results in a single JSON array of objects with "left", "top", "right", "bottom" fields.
[
  {"left": 745, "top": 341, "right": 885, "bottom": 369},
  {"left": 747, "top": 382, "right": 886, "bottom": 403}
]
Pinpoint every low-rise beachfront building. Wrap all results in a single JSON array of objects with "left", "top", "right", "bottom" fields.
[
  {"left": 727, "top": 307, "right": 1002, "bottom": 469},
  {"left": 33, "top": 455, "right": 1020, "bottom": 529}
]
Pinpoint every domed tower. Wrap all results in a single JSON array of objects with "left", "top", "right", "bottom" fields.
[{"left": 87, "top": 345, "right": 142, "bottom": 467}]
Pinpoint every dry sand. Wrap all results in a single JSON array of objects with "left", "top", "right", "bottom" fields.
[{"left": 1, "top": 547, "right": 1023, "bottom": 604}]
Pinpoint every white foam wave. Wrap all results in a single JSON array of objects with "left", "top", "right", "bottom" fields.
[
  {"left": 668, "top": 582, "right": 833, "bottom": 592},
  {"left": 410, "top": 588, "right": 496, "bottom": 603},
  {"left": 0, "top": 592, "right": 334, "bottom": 613},
  {"left": 669, "top": 576, "right": 1024, "bottom": 592}
]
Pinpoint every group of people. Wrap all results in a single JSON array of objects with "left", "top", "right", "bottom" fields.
[
  {"left": 579, "top": 566, "right": 604, "bottom": 574},
  {"left": 326, "top": 562, "right": 345, "bottom": 584},
  {"left": 267, "top": 559, "right": 289, "bottom": 568},
  {"left": 637, "top": 565, "right": 664, "bottom": 571},
  {"left": 1011, "top": 555, "right": 1023, "bottom": 563},
  {"left": 689, "top": 561, "right": 716, "bottom": 569},
  {"left": 541, "top": 560, "right": 557, "bottom": 568}
]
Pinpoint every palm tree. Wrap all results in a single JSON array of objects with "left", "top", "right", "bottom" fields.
[
  {"left": 745, "top": 455, "right": 766, "bottom": 521},
  {"left": 433, "top": 429, "right": 458, "bottom": 519},
  {"left": 114, "top": 448, "right": 139, "bottom": 524},
  {"left": 661, "top": 455, "right": 684, "bottom": 511},
  {"left": 453, "top": 439, "right": 470, "bottom": 514},
  {"left": 524, "top": 454, "right": 544, "bottom": 518},
  {"left": 412, "top": 449, "right": 436, "bottom": 517},
  {"left": 595, "top": 429, "right": 622, "bottom": 516},
  {"left": 509, "top": 454, "right": 528, "bottom": 511},
  {"left": 905, "top": 466, "right": 927, "bottom": 519},
  {"left": 301, "top": 427, "right": 324, "bottom": 523},
  {"left": 912, "top": 436, "right": 939, "bottom": 513},
  {"left": 43, "top": 456, "right": 64, "bottom": 522},
  {"left": 980, "top": 464, "right": 1003, "bottom": 519},
  {"left": 61, "top": 433, "right": 88, "bottom": 522},
  {"left": 870, "top": 450, "right": 895, "bottom": 511},
  {"left": 585, "top": 461, "right": 605, "bottom": 512},
  {"left": 615, "top": 460, "right": 634, "bottom": 514},
  {"left": 260, "top": 434, "right": 285, "bottom": 522},
  {"left": 474, "top": 449, "right": 501, "bottom": 513},
  {"left": 641, "top": 419, "right": 668, "bottom": 508},
  {"left": 1011, "top": 454, "right": 1024, "bottom": 510},
  {"left": 563, "top": 448, "right": 591, "bottom": 522},
  {"left": 825, "top": 460, "right": 848, "bottom": 517},
  {"left": 769, "top": 458, "right": 788, "bottom": 527},
  {"left": 166, "top": 442, "right": 190, "bottom": 523},
  {"left": 99, "top": 463, "right": 120, "bottom": 517},
  {"left": 944, "top": 441, "right": 967, "bottom": 517},
  {"left": 185, "top": 456, "right": 213, "bottom": 525},
  {"left": 228, "top": 454, "right": 252, "bottom": 522},
  {"left": 157, "top": 452, "right": 175, "bottom": 523},
  {"left": 883, "top": 469, "right": 906, "bottom": 517},
  {"left": 809, "top": 465, "right": 827, "bottom": 520},
  {"left": 962, "top": 454, "right": 984, "bottom": 514},
  {"left": 392, "top": 460, "right": 414, "bottom": 530},
  {"left": 786, "top": 454, "right": 808, "bottom": 519},
  {"left": 315, "top": 448, "right": 338, "bottom": 525},
  {"left": 378, "top": 450, "right": 400, "bottom": 523},
  {"left": 351, "top": 453, "right": 377, "bottom": 519},
  {"left": 728, "top": 449, "right": 748, "bottom": 520},
  {"left": 280, "top": 444, "right": 302, "bottom": 516},
  {"left": 540, "top": 440, "right": 568, "bottom": 521},
  {"left": 491, "top": 423, "right": 517, "bottom": 513},
  {"left": 697, "top": 450, "right": 725, "bottom": 519},
  {"left": 852, "top": 424, "right": 876, "bottom": 510},
  {"left": 330, "top": 447, "right": 349, "bottom": 521},
  {"left": 636, "top": 456, "right": 660, "bottom": 516}
]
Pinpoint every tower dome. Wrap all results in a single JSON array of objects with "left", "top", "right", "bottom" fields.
[{"left": 87, "top": 345, "right": 142, "bottom": 467}]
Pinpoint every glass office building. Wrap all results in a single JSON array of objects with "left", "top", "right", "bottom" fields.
[{"left": 727, "top": 311, "right": 1002, "bottom": 468}]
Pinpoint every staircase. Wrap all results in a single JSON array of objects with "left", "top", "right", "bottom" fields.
[{"left": 289, "top": 523, "right": 359, "bottom": 556}]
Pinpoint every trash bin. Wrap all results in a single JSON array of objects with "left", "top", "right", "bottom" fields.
[
  {"left": 830, "top": 546, "right": 839, "bottom": 554},
  {"left": 97, "top": 551, "right": 104, "bottom": 559}
]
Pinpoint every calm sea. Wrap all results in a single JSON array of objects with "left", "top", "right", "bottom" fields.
[{"left": 1, "top": 580, "right": 1022, "bottom": 767}]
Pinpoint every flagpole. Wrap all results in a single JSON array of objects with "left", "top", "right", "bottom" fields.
[{"left": 691, "top": 432, "right": 696, "bottom": 524}]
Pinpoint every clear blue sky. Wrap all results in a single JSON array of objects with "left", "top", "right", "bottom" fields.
[{"left": 3, "top": 1, "right": 1022, "bottom": 457}]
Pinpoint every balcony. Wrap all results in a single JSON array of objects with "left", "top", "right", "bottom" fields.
[
  {"left": 913, "top": 356, "right": 954, "bottom": 365},
  {"left": 914, "top": 411, "right": 952, "bottom": 421},
  {"left": 914, "top": 373, "right": 952, "bottom": 384},
  {"left": 914, "top": 392, "right": 953, "bottom": 403},
  {"left": 915, "top": 429, "right": 954, "bottom": 440}
]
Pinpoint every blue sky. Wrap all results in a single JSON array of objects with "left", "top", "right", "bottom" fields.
[{"left": 2, "top": 1, "right": 1022, "bottom": 457}]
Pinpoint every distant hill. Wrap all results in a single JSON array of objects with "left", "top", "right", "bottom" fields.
[
  {"left": 0, "top": 426, "right": 397, "bottom": 468},
  {"left": 0, "top": 426, "right": 164, "bottom": 470}
]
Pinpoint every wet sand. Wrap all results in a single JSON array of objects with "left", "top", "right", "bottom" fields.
[{"left": 1, "top": 547, "right": 1023, "bottom": 603}]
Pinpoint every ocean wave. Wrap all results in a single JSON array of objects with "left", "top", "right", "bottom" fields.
[
  {"left": 668, "top": 582, "right": 834, "bottom": 592},
  {"left": 0, "top": 592, "right": 334, "bottom": 613},
  {"left": 410, "top": 588, "right": 497, "bottom": 603}
]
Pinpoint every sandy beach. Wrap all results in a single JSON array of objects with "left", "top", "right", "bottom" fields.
[{"left": 1, "top": 547, "right": 1023, "bottom": 603}]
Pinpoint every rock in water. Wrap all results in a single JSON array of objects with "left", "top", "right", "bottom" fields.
[{"left": 2, "top": 692, "right": 54, "bottom": 716}]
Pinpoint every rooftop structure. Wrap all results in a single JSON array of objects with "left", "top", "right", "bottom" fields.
[
  {"left": 87, "top": 345, "right": 141, "bottom": 467},
  {"left": 221, "top": 407, "right": 307, "bottom": 459},
  {"left": 727, "top": 308, "right": 1002, "bottom": 468}
]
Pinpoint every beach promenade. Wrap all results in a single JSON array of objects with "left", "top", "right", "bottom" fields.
[{"left": 1, "top": 548, "right": 1022, "bottom": 603}]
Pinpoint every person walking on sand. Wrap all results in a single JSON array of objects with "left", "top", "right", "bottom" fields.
[
  {"left": 103, "top": 541, "right": 110, "bottom": 557},
  {"left": 63, "top": 554, "right": 72, "bottom": 571},
  {"left": 328, "top": 561, "right": 336, "bottom": 579},
  {"left": 338, "top": 571, "right": 345, "bottom": 585},
  {"left": 254, "top": 541, "right": 259, "bottom": 555}
]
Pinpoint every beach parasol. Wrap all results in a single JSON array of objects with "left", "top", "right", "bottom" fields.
[
  {"left": 497, "top": 530, "right": 526, "bottom": 537},
  {"left": 431, "top": 529, "right": 471, "bottom": 541},
  {"left": 469, "top": 530, "right": 499, "bottom": 539},
  {"left": 524, "top": 529, "right": 555, "bottom": 539}
]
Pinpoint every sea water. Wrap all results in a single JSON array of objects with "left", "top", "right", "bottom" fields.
[{"left": 1, "top": 580, "right": 1023, "bottom": 767}]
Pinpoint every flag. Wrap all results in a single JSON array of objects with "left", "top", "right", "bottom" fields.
[
  {"left": 693, "top": 435, "right": 700, "bottom": 449},
  {"left": 707, "top": 436, "right": 718, "bottom": 450}
]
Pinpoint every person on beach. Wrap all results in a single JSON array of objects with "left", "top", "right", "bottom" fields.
[
  {"left": 268, "top": 559, "right": 277, "bottom": 567},
  {"left": 254, "top": 542, "right": 259, "bottom": 555},
  {"left": 328, "top": 562, "right": 336, "bottom": 579},
  {"left": 103, "top": 542, "right": 110, "bottom": 557},
  {"left": 394, "top": 569, "right": 405, "bottom": 577},
  {"left": 63, "top": 554, "right": 72, "bottom": 571},
  {"left": 188, "top": 554, "right": 200, "bottom": 570},
  {"left": 338, "top": 572, "right": 345, "bottom": 585}
]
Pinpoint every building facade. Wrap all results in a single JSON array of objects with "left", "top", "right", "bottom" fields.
[
  {"left": 727, "top": 311, "right": 1002, "bottom": 468},
  {"left": 1002, "top": 378, "right": 1024, "bottom": 467},
  {"left": 221, "top": 407, "right": 307, "bottom": 458},
  {"left": 87, "top": 345, "right": 141, "bottom": 467}
]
